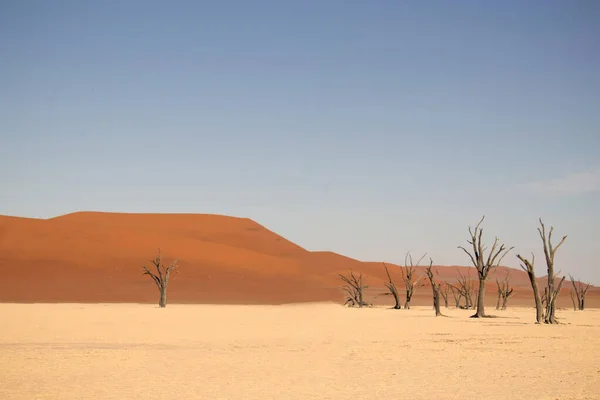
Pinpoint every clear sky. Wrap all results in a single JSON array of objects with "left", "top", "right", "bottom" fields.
[{"left": 1, "top": 1, "right": 599, "bottom": 283}]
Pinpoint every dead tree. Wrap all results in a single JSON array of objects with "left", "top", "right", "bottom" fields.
[
  {"left": 142, "top": 249, "right": 178, "bottom": 308},
  {"left": 383, "top": 263, "right": 401, "bottom": 309},
  {"left": 538, "top": 219, "right": 567, "bottom": 324},
  {"left": 425, "top": 259, "right": 444, "bottom": 316},
  {"left": 339, "top": 270, "right": 369, "bottom": 308},
  {"left": 495, "top": 274, "right": 514, "bottom": 310},
  {"left": 516, "top": 253, "right": 543, "bottom": 323},
  {"left": 518, "top": 219, "right": 567, "bottom": 324},
  {"left": 450, "top": 268, "right": 475, "bottom": 309},
  {"left": 458, "top": 216, "right": 513, "bottom": 318},
  {"left": 401, "top": 252, "right": 424, "bottom": 309},
  {"left": 569, "top": 291, "right": 577, "bottom": 311},
  {"left": 449, "top": 284, "right": 462, "bottom": 308},
  {"left": 440, "top": 282, "right": 450, "bottom": 308},
  {"left": 569, "top": 275, "right": 592, "bottom": 311}
]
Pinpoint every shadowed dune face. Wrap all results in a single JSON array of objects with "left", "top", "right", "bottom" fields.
[{"left": 0, "top": 212, "right": 598, "bottom": 307}]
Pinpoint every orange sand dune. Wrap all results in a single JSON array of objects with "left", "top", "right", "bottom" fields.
[{"left": 0, "top": 212, "right": 597, "bottom": 307}]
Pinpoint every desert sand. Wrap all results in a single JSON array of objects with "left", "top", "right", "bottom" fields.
[
  {"left": 1, "top": 303, "right": 599, "bottom": 400},
  {"left": 1, "top": 212, "right": 597, "bottom": 307}
]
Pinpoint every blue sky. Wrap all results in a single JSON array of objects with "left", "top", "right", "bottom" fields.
[{"left": 1, "top": 1, "right": 599, "bottom": 282}]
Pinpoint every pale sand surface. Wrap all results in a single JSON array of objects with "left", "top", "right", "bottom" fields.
[{"left": 1, "top": 303, "right": 599, "bottom": 400}]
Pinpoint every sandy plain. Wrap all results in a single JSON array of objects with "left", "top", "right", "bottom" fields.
[{"left": 1, "top": 303, "right": 599, "bottom": 400}]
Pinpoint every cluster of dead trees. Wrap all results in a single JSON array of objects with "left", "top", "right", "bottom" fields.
[
  {"left": 342, "top": 252, "right": 447, "bottom": 317},
  {"left": 140, "top": 217, "right": 592, "bottom": 319},
  {"left": 340, "top": 216, "right": 593, "bottom": 325},
  {"left": 448, "top": 270, "right": 476, "bottom": 310},
  {"left": 451, "top": 216, "right": 586, "bottom": 324},
  {"left": 381, "top": 253, "right": 425, "bottom": 310}
]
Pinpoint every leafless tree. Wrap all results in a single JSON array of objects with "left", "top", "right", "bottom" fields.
[
  {"left": 401, "top": 252, "right": 424, "bottom": 309},
  {"left": 569, "top": 291, "right": 577, "bottom": 311},
  {"left": 495, "top": 273, "right": 514, "bottom": 311},
  {"left": 569, "top": 275, "right": 592, "bottom": 311},
  {"left": 449, "top": 284, "right": 462, "bottom": 308},
  {"left": 425, "top": 259, "right": 444, "bottom": 317},
  {"left": 458, "top": 216, "right": 513, "bottom": 318},
  {"left": 339, "top": 270, "right": 369, "bottom": 308},
  {"left": 450, "top": 268, "right": 476, "bottom": 309},
  {"left": 518, "top": 219, "right": 567, "bottom": 324},
  {"left": 383, "top": 263, "right": 401, "bottom": 309},
  {"left": 538, "top": 219, "right": 567, "bottom": 324},
  {"left": 440, "top": 282, "right": 450, "bottom": 308},
  {"left": 142, "top": 249, "right": 178, "bottom": 308}
]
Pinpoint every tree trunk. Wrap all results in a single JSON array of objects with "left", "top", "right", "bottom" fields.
[
  {"left": 546, "top": 274, "right": 554, "bottom": 320},
  {"left": 404, "top": 290, "right": 413, "bottom": 310},
  {"left": 580, "top": 296, "right": 585, "bottom": 311},
  {"left": 523, "top": 267, "right": 543, "bottom": 323},
  {"left": 159, "top": 285, "right": 167, "bottom": 308},
  {"left": 433, "top": 291, "right": 442, "bottom": 316},
  {"left": 544, "top": 276, "right": 564, "bottom": 324},
  {"left": 545, "top": 301, "right": 556, "bottom": 324},
  {"left": 472, "top": 279, "right": 486, "bottom": 318},
  {"left": 530, "top": 277, "right": 543, "bottom": 324},
  {"left": 358, "top": 288, "right": 364, "bottom": 308},
  {"left": 496, "top": 290, "right": 501, "bottom": 310},
  {"left": 501, "top": 296, "right": 508, "bottom": 310},
  {"left": 392, "top": 294, "right": 401, "bottom": 309}
]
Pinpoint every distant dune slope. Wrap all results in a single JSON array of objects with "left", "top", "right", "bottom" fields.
[{"left": 0, "top": 212, "right": 597, "bottom": 306}]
